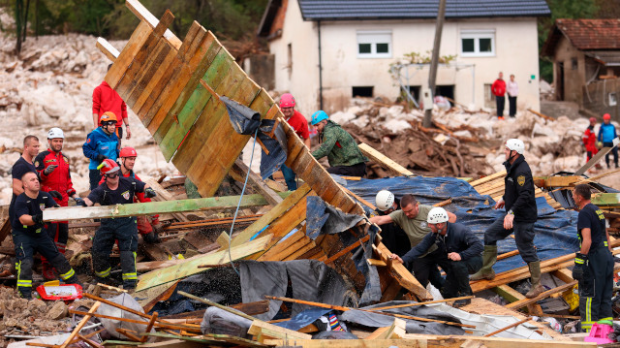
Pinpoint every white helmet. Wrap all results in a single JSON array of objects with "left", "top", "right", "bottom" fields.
[
  {"left": 375, "top": 190, "right": 395, "bottom": 212},
  {"left": 427, "top": 207, "right": 449, "bottom": 224},
  {"left": 47, "top": 127, "right": 64, "bottom": 139},
  {"left": 506, "top": 139, "right": 524, "bottom": 154}
]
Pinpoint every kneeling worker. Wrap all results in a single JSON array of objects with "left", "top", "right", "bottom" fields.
[
  {"left": 310, "top": 110, "right": 368, "bottom": 177},
  {"left": 79, "top": 159, "right": 156, "bottom": 290},
  {"left": 13, "top": 172, "right": 81, "bottom": 298},
  {"left": 391, "top": 207, "right": 483, "bottom": 306}
]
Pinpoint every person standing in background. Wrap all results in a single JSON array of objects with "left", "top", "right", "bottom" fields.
[
  {"left": 92, "top": 64, "right": 131, "bottom": 144},
  {"left": 492, "top": 72, "right": 506, "bottom": 120},
  {"left": 507, "top": 74, "right": 519, "bottom": 117}
]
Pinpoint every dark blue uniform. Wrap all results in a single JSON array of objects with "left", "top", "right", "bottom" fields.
[
  {"left": 402, "top": 222, "right": 483, "bottom": 299},
  {"left": 12, "top": 191, "right": 78, "bottom": 297},
  {"left": 9, "top": 157, "right": 37, "bottom": 222},
  {"left": 577, "top": 203, "right": 614, "bottom": 331},
  {"left": 87, "top": 176, "right": 146, "bottom": 288}
]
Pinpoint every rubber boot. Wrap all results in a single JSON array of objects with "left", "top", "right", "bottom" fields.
[
  {"left": 470, "top": 245, "right": 497, "bottom": 281},
  {"left": 526, "top": 261, "right": 545, "bottom": 298},
  {"left": 41, "top": 260, "right": 57, "bottom": 281}
]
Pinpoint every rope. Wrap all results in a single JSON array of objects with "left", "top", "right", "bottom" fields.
[{"left": 226, "top": 127, "right": 260, "bottom": 275}]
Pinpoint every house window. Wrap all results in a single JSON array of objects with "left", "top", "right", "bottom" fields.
[
  {"left": 357, "top": 31, "right": 392, "bottom": 58},
  {"left": 352, "top": 86, "right": 374, "bottom": 97},
  {"left": 571, "top": 58, "right": 578, "bottom": 70},
  {"left": 460, "top": 30, "right": 495, "bottom": 57},
  {"left": 610, "top": 93, "right": 618, "bottom": 107}
]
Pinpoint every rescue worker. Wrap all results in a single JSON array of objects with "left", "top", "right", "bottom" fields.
[
  {"left": 369, "top": 194, "right": 456, "bottom": 288},
  {"left": 597, "top": 113, "right": 618, "bottom": 168},
  {"left": 278, "top": 93, "right": 310, "bottom": 190},
  {"left": 79, "top": 159, "right": 156, "bottom": 289},
  {"left": 118, "top": 147, "right": 163, "bottom": 243},
  {"left": 583, "top": 117, "right": 598, "bottom": 163},
  {"left": 311, "top": 110, "right": 369, "bottom": 177},
  {"left": 92, "top": 64, "right": 131, "bottom": 142},
  {"left": 34, "top": 128, "right": 82, "bottom": 279},
  {"left": 471, "top": 139, "right": 544, "bottom": 298},
  {"left": 10, "top": 135, "right": 40, "bottom": 224},
  {"left": 13, "top": 172, "right": 81, "bottom": 298},
  {"left": 572, "top": 184, "right": 614, "bottom": 332},
  {"left": 374, "top": 190, "right": 410, "bottom": 256},
  {"left": 83, "top": 111, "right": 120, "bottom": 190},
  {"left": 390, "top": 207, "right": 483, "bottom": 307}
]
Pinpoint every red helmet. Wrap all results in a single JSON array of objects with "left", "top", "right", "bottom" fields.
[
  {"left": 120, "top": 147, "right": 138, "bottom": 158},
  {"left": 589, "top": 117, "right": 597, "bottom": 123},
  {"left": 98, "top": 159, "right": 120, "bottom": 175},
  {"left": 280, "top": 93, "right": 296, "bottom": 108},
  {"left": 603, "top": 113, "right": 611, "bottom": 121}
]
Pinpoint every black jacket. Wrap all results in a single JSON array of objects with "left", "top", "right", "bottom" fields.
[
  {"left": 402, "top": 222, "right": 483, "bottom": 263},
  {"left": 503, "top": 155, "right": 537, "bottom": 223}
]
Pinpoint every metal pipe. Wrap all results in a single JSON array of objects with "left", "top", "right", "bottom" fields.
[{"left": 318, "top": 20, "right": 323, "bottom": 110}]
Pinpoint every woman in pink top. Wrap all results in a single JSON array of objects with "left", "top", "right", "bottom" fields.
[{"left": 507, "top": 74, "right": 519, "bottom": 117}]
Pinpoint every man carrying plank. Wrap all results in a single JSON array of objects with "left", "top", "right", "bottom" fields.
[
  {"left": 471, "top": 139, "right": 544, "bottom": 298},
  {"left": 390, "top": 207, "right": 483, "bottom": 307},
  {"left": 78, "top": 159, "right": 157, "bottom": 290},
  {"left": 572, "top": 184, "right": 614, "bottom": 332},
  {"left": 12, "top": 172, "right": 81, "bottom": 298}
]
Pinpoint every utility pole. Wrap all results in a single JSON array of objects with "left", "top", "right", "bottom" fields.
[{"left": 422, "top": 0, "right": 447, "bottom": 128}]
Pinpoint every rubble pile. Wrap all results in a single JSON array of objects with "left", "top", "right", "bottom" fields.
[
  {"left": 330, "top": 98, "right": 613, "bottom": 177},
  {"left": 0, "top": 33, "right": 177, "bottom": 204}
]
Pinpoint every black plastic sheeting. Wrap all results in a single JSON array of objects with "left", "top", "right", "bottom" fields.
[
  {"left": 221, "top": 96, "right": 287, "bottom": 180},
  {"left": 340, "top": 300, "right": 465, "bottom": 335},
  {"left": 341, "top": 176, "right": 581, "bottom": 274}
]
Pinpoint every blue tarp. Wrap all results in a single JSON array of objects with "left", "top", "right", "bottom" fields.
[{"left": 342, "top": 176, "right": 580, "bottom": 274}]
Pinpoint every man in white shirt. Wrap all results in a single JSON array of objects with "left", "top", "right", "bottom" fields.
[{"left": 507, "top": 74, "right": 519, "bottom": 117}]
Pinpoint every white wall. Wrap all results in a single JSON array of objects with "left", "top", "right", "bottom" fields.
[{"left": 268, "top": 3, "right": 541, "bottom": 115}]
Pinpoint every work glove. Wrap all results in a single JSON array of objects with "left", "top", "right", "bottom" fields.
[
  {"left": 43, "top": 165, "right": 58, "bottom": 175},
  {"left": 48, "top": 190, "right": 63, "bottom": 200},
  {"left": 143, "top": 231, "right": 160, "bottom": 244},
  {"left": 96, "top": 154, "right": 107, "bottom": 162},
  {"left": 74, "top": 197, "right": 87, "bottom": 207},
  {"left": 144, "top": 187, "right": 157, "bottom": 198},
  {"left": 572, "top": 253, "right": 588, "bottom": 281},
  {"left": 32, "top": 213, "right": 43, "bottom": 226}
]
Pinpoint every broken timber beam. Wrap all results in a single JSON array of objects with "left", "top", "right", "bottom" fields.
[
  {"left": 373, "top": 242, "right": 432, "bottom": 301},
  {"left": 591, "top": 193, "right": 620, "bottom": 207},
  {"left": 42, "top": 192, "right": 292, "bottom": 222},
  {"left": 506, "top": 281, "right": 577, "bottom": 310},
  {"left": 358, "top": 143, "right": 414, "bottom": 176},
  {"left": 533, "top": 176, "right": 582, "bottom": 188}
]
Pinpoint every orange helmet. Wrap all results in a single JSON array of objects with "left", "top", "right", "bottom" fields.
[
  {"left": 120, "top": 147, "right": 138, "bottom": 158},
  {"left": 98, "top": 159, "right": 120, "bottom": 175},
  {"left": 603, "top": 113, "right": 611, "bottom": 121},
  {"left": 100, "top": 112, "right": 117, "bottom": 125}
]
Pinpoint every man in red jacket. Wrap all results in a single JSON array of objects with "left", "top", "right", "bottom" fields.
[
  {"left": 34, "top": 128, "right": 83, "bottom": 279},
  {"left": 492, "top": 72, "right": 506, "bottom": 120},
  {"left": 101, "top": 147, "right": 163, "bottom": 243},
  {"left": 92, "top": 64, "right": 131, "bottom": 143}
]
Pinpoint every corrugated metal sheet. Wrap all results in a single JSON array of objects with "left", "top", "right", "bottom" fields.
[{"left": 298, "top": 0, "right": 551, "bottom": 21}]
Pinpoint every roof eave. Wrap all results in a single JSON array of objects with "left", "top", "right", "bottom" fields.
[{"left": 301, "top": 12, "right": 551, "bottom": 22}]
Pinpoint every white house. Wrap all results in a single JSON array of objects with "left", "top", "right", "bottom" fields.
[{"left": 257, "top": 0, "right": 550, "bottom": 115}]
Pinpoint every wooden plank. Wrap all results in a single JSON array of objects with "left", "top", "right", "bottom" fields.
[
  {"left": 492, "top": 285, "right": 525, "bottom": 303},
  {"left": 229, "top": 183, "right": 311, "bottom": 248},
  {"left": 257, "top": 231, "right": 305, "bottom": 261},
  {"left": 125, "top": 0, "right": 181, "bottom": 49},
  {"left": 129, "top": 43, "right": 177, "bottom": 116},
  {"left": 105, "top": 20, "right": 152, "bottom": 89},
  {"left": 59, "top": 302, "right": 102, "bottom": 348},
  {"left": 505, "top": 281, "right": 577, "bottom": 310},
  {"left": 136, "top": 234, "right": 271, "bottom": 291},
  {"left": 263, "top": 339, "right": 425, "bottom": 348},
  {"left": 575, "top": 141, "right": 619, "bottom": 175},
  {"left": 43, "top": 192, "right": 292, "bottom": 222},
  {"left": 231, "top": 159, "right": 283, "bottom": 206},
  {"left": 533, "top": 176, "right": 582, "bottom": 188},
  {"left": 144, "top": 178, "right": 191, "bottom": 222},
  {"left": 553, "top": 268, "right": 574, "bottom": 283},
  {"left": 592, "top": 192, "right": 620, "bottom": 206},
  {"left": 96, "top": 38, "right": 120, "bottom": 61},
  {"left": 374, "top": 242, "right": 432, "bottom": 301},
  {"left": 248, "top": 320, "right": 312, "bottom": 341},
  {"left": 358, "top": 143, "right": 414, "bottom": 176},
  {"left": 469, "top": 171, "right": 507, "bottom": 187}
]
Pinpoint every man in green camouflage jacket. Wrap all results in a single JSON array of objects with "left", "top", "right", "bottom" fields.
[{"left": 310, "top": 110, "right": 368, "bottom": 177}]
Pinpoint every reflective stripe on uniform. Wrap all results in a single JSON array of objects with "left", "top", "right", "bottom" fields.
[
  {"left": 575, "top": 258, "right": 585, "bottom": 264},
  {"left": 95, "top": 267, "right": 111, "bottom": 278},
  {"left": 598, "top": 318, "right": 613, "bottom": 326},
  {"left": 122, "top": 272, "right": 137, "bottom": 280},
  {"left": 60, "top": 268, "right": 75, "bottom": 280},
  {"left": 585, "top": 297, "right": 592, "bottom": 326},
  {"left": 17, "top": 280, "right": 32, "bottom": 287}
]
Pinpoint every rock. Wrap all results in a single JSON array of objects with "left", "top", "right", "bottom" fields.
[
  {"left": 329, "top": 111, "right": 356, "bottom": 125},
  {"left": 382, "top": 119, "right": 412, "bottom": 133},
  {"left": 47, "top": 301, "right": 68, "bottom": 320}
]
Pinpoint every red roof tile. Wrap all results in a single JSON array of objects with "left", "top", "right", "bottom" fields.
[{"left": 556, "top": 19, "right": 620, "bottom": 50}]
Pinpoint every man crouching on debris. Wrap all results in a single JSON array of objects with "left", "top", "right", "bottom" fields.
[
  {"left": 471, "top": 139, "right": 544, "bottom": 298},
  {"left": 13, "top": 172, "right": 81, "bottom": 298},
  {"left": 370, "top": 194, "right": 456, "bottom": 289},
  {"left": 310, "top": 110, "right": 369, "bottom": 177},
  {"left": 572, "top": 184, "right": 614, "bottom": 332},
  {"left": 78, "top": 159, "right": 157, "bottom": 290},
  {"left": 390, "top": 207, "right": 483, "bottom": 306}
]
